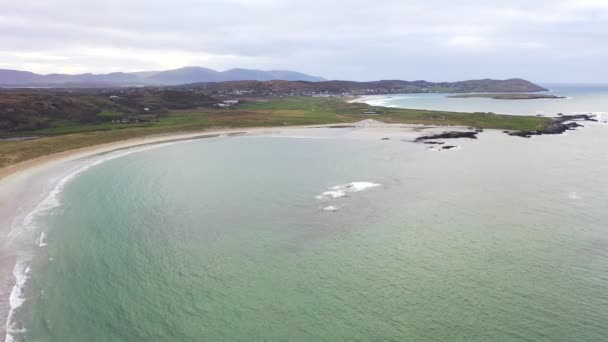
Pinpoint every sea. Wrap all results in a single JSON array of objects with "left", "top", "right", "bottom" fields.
[{"left": 4, "top": 84, "right": 608, "bottom": 341}]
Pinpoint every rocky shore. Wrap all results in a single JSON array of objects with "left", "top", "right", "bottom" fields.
[
  {"left": 507, "top": 114, "right": 598, "bottom": 138},
  {"left": 415, "top": 131, "right": 479, "bottom": 141}
]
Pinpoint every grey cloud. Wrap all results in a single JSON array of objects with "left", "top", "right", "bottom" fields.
[{"left": 0, "top": 0, "right": 607, "bottom": 82}]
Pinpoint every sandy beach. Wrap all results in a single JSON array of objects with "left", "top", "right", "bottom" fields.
[{"left": 0, "top": 121, "right": 471, "bottom": 338}]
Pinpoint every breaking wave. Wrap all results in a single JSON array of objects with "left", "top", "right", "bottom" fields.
[{"left": 315, "top": 182, "right": 381, "bottom": 212}]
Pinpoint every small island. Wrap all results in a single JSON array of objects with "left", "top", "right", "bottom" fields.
[{"left": 448, "top": 93, "right": 566, "bottom": 100}]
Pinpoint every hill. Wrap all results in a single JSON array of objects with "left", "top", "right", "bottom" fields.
[
  {"left": 186, "top": 78, "right": 548, "bottom": 96},
  {"left": 0, "top": 67, "right": 325, "bottom": 87},
  {"left": 0, "top": 88, "right": 219, "bottom": 131},
  {"left": 0, "top": 78, "right": 547, "bottom": 132}
]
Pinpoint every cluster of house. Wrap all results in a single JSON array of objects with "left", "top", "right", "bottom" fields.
[
  {"left": 205, "top": 87, "right": 453, "bottom": 98},
  {"left": 215, "top": 99, "right": 240, "bottom": 108}
]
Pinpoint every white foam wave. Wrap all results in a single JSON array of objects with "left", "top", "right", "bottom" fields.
[
  {"left": 316, "top": 182, "right": 381, "bottom": 201},
  {"left": 357, "top": 96, "right": 401, "bottom": 107},
  {"left": 4, "top": 142, "right": 173, "bottom": 342},
  {"left": 362, "top": 99, "right": 391, "bottom": 106},
  {"left": 9, "top": 143, "right": 170, "bottom": 241},
  {"left": 322, "top": 205, "right": 339, "bottom": 212},
  {"left": 36, "top": 232, "right": 47, "bottom": 248},
  {"left": 5, "top": 261, "right": 30, "bottom": 342}
]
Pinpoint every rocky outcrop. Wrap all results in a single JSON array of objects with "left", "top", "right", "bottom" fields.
[
  {"left": 508, "top": 114, "right": 597, "bottom": 138},
  {"left": 416, "top": 131, "right": 478, "bottom": 141}
]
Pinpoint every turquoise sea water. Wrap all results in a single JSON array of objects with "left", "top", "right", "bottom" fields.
[
  {"left": 359, "top": 84, "right": 608, "bottom": 116},
  {"left": 7, "top": 86, "right": 608, "bottom": 341}
]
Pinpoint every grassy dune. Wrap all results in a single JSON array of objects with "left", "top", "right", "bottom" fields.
[{"left": 0, "top": 97, "right": 550, "bottom": 167}]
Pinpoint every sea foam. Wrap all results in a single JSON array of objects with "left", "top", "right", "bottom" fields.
[
  {"left": 36, "top": 232, "right": 47, "bottom": 248},
  {"left": 316, "top": 182, "right": 381, "bottom": 202}
]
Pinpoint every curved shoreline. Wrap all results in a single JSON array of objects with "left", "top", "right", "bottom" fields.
[
  {"left": 2, "top": 112, "right": 605, "bottom": 339},
  {"left": 0, "top": 126, "right": 287, "bottom": 340},
  {"left": 1, "top": 121, "right": 475, "bottom": 339}
]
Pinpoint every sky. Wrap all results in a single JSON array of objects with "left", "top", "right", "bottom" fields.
[{"left": 1, "top": 0, "right": 607, "bottom": 82}]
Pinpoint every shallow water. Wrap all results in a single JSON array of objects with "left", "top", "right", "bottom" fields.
[
  {"left": 358, "top": 84, "right": 608, "bottom": 117},
  {"left": 6, "top": 88, "right": 608, "bottom": 341}
]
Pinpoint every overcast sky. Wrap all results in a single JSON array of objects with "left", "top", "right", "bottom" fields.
[{"left": 1, "top": 0, "right": 607, "bottom": 82}]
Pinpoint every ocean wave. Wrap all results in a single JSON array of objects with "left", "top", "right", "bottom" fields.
[
  {"left": 4, "top": 142, "right": 174, "bottom": 342},
  {"left": 36, "top": 232, "right": 47, "bottom": 248},
  {"left": 5, "top": 261, "right": 30, "bottom": 342},
  {"left": 359, "top": 95, "right": 422, "bottom": 107},
  {"left": 359, "top": 97, "right": 394, "bottom": 107},
  {"left": 316, "top": 182, "right": 381, "bottom": 202}
]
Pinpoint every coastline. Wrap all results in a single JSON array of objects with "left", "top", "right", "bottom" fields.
[
  {"left": 347, "top": 94, "right": 401, "bottom": 108},
  {"left": 346, "top": 95, "right": 381, "bottom": 104},
  {"left": 345, "top": 96, "right": 364, "bottom": 103},
  {"left": 0, "top": 121, "right": 473, "bottom": 339},
  {"left": 0, "top": 126, "right": 294, "bottom": 340},
  {"left": 1, "top": 114, "right": 605, "bottom": 340}
]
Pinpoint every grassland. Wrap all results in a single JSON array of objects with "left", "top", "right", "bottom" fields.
[{"left": 0, "top": 97, "right": 551, "bottom": 167}]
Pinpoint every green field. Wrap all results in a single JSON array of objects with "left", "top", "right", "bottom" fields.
[{"left": 0, "top": 97, "right": 551, "bottom": 167}]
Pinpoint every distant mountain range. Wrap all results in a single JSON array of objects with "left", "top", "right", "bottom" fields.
[
  {"left": 0, "top": 67, "right": 326, "bottom": 87},
  {"left": 0, "top": 67, "right": 548, "bottom": 94}
]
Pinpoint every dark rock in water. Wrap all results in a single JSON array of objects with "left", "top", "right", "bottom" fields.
[
  {"left": 558, "top": 113, "right": 563, "bottom": 116},
  {"left": 559, "top": 114, "right": 590, "bottom": 121},
  {"left": 416, "top": 131, "right": 478, "bottom": 141},
  {"left": 381, "top": 137, "right": 390, "bottom": 140},
  {"left": 327, "top": 125, "right": 356, "bottom": 128},
  {"left": 442, "top": 145, "right": 458, "bottom": 150},
  {"left": 508, "top": 131, "right": 533, "bottom": 138},
  {"left": 423, "top": 141, "right": 445, "bottom": 145},
  {"left": 507, "top": 114, "right": 596, "bottom": 138},
  {"left": 474, "top": 128, "right": 484, "bottom": 132}
]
